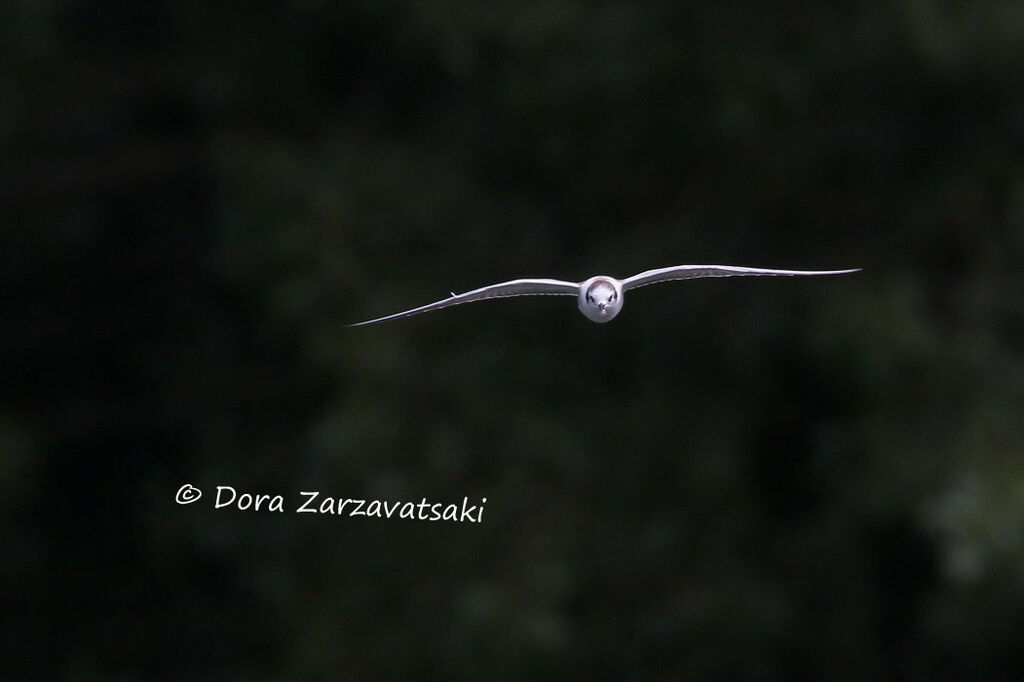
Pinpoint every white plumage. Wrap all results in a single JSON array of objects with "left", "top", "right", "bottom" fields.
[{"left": 348, "top": 264, "right": 859, "bottom": 326}]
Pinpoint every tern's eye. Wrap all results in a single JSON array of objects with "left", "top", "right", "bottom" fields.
[{"left": 586, "top": 293, "right": 593, "bottom": 303}]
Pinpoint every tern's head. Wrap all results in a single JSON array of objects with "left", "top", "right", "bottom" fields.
[{"left": 578, "top": 276, "right": 623, "bottom": 323}]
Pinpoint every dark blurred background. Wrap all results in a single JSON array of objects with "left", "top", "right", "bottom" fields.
[{"left": 3, "top": 1, "right": 1024, "bottom": 680}]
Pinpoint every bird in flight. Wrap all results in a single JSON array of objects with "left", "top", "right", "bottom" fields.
[{"left": 348, "top": 264, "right": 859, "bottom": 326}]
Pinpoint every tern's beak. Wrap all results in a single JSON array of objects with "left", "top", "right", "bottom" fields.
[{"left": 598, "top": 303, "right": 607, "bottom": 316}]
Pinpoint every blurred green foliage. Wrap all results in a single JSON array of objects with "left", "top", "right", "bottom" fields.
[{"left": 2, "top": 1, "right": 1024, "bottom": 679}]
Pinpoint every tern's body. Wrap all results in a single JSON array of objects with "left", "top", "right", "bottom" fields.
[
  {"left": 348, "top": 264, "right": 859, "bottom": 326},
  {"left": 578, "top": 276, "right": 623, "bottom": 322}
]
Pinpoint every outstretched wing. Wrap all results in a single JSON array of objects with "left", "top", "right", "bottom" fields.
[
  {"left": 348, "top": 278, "right": 579, "bottom": 327},
  {"left": 621, "top": 265, "right": 860, "bottom": 291}
]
